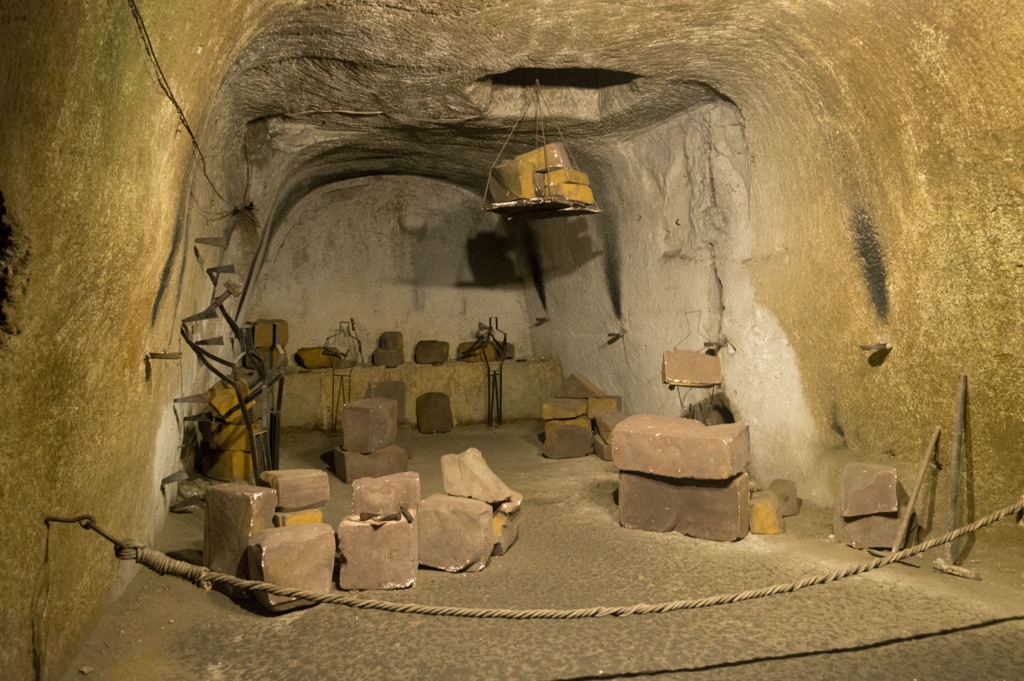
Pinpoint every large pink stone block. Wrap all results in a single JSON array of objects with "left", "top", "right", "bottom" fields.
[{"left": 612, "top": 415, "right": 748, "bottom": 480}]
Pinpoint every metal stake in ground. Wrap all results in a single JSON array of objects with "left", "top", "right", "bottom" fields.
[
  {"left": 891, "top": 426, "right": 941, "bottom": 553},
  {"left": 933, "top": 374, "right": 979, "bottom": 579}
]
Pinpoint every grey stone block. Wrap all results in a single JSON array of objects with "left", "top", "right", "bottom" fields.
[
  {"left": 416, "top": 392, "right": 454, "bottom": 434},
  {"left": 418, "top": 494, "right": 492, "bottom": 572},
  {"left": 618, "top": 470, "right": 749, "bottom": 542},
  {"left": 332, "top": 445, "right": 408, "bottom": 483},
  {"left": 257, "top": 469, "right": 330, "bottom": 512},
  {"left": 353, "top": 471, "right": 421, "bottom": 517},
  {"left": 613, "top": 415, "right": 748, "bottom": 480},
  {"left": 342, "top": 397, "right": 398, "bottom": 453},
  {"left": 414, "top": 340, "right": 449, "bottom": 364},
  {"left": 337, "top": 515, "right": 417, "bottom": 590},
  {"left": 371, "top": 347, "right": 404, "bottom": 367},
  {"left": 768, "top": 478, "right": 800, "bottom": 516},
  {"left": 379, "top": 331, "right": 404, "bottom": 350},
  {"left": 441, "top": 447, "right": 514, "bottom": 503},
  {"left": 595, "top": 411, "right": 629, "bottom": 444},
  {"left": 541, "top": 398, "right": 586, "bottom": 420},
  {"left": 204, "top": 483, "right": 277, "bottom": 597},
  {"left": 832, "top": 497, "right": 915, "bottom": 549},
  {"left": 841, "top": 463, "right": 898, "bottom": 517},
  {"left": 365, "top": 380, "right": 407, "bottom": 420},
  {"left": 246, "top": 523, "right": 335, "bottom": 613},
  {"left": 543, "top": 416, "right": 593, "bottom": 459}
]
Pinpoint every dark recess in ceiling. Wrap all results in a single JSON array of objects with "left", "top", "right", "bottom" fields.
[{"left": 488, "top": 67, "right": 640, "bottom": 89}]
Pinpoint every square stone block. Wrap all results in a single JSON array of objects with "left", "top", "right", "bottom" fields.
[
  {"left": 662, "top": 349, "right": 722, "bottom": 387},
  {"left": 556, "top": 372, "right": 605, "bottom": 399},
  {"left": 365, "top": 380, "right": 407, "bottom": 419},
  {"left": 414, "top": 340, "right": 450, "bottom": 365},
  {"left": 613, "top": 415, "right": 749, "bottom": 480},
  {"left": 418, "top": 494, "right": 493, "bottom": 572},
  {"left": 372, "top": 347, "right": 404, "bottom": 367},
  {"left": 750, "top": 490, "right": 785, "bottom": 535},
  {"left": 273, "top": 508, "right": 323, "bottom": 527},
  {"left": 353, "top": 471, "right": 421, "bottom": 517},
  {"left": 832, "top": 503, "right": 915, "bottom": 550},
  {"left": 337, "top": 515, "right": 417, "bottom": 590},
  {"left": 441, "top": 447, "right": 513, "bottom": 503},
  {"left": 416, "top": 392, "right": 454, "bottom": 434},
  {"left": 247, "top": 319, "right": 288, "bottom": 349},
  {"left": 543, "top": 416, "right": 593, "bottom": 459},
  {"left": 618, "top": 471, "right": 749, "bottom": 542},
  {"left": 379, "top": 331, "right": 404, "bottom": 350},
  {"left": 841, "top": 463, "right": 898, "bottom": 517},
  {"left": 247, "top": 523, "right": 334, "bottom": 613},
  {"left": 342, "top": 397, "right": 398, "bottom": 453},
  {"left": 769, "top": 479, "right": 799, "bottom": 516},
  {"left": 595, "top": 411, "right": 629, "bottom": 444},
  {"left": 332, "top": 445, "right": 408, "bottom": 484},
  {"left": 541, "top": 398, "right": 586, "bottom": 420},
  {"left": 587, "top": 395, "right": 622, "bottom": 420},
  {"left": 205, "top": 483, "right": 277, "bottom": 595},
  {"left": 258, "top": 469, "right": 329, "bottom": 511}
]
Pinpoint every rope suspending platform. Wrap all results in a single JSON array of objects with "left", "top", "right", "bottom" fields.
[{"left": 44, "top": 493, "right": 1024, "bottom": 622}]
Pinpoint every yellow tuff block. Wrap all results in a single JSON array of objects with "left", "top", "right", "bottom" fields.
[
  {"left": 545, "top": 182, "right": 594, "bottom": 204},
  {"left": 273, "top": 509, "right": 324, "bottom": 527},
  {"left": 492, "top": 512, "right": 508, "bottom": 542},
  {"left": 535, "top": 167, "right": 589, "bottom": 194},
  {"left": 750, "top": 491, "right": 785, "bottom": 535},
  {"left": 208, "top": 380, "right": 249, "bottom": 423},
  {"left": 207, "top": 421, "right": 260, "bottom": 452},
  {"left": 248, "top": 319, "right": 289, "bottom": 349},
  {"left": 199, "top": 449, "right": 253, "bottom": 482},
  {"left": 242, "top": 345, "right": 285, "bottom": 370},
  {"left": 515, "top": 142, "right": 569, "bottom": 172},
  {"left": 490, "top": 158, "right": 538, "bottom": 201}
]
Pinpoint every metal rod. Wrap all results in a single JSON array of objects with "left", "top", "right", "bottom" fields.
[
  {"left": 945, "top": 374, "right": 968, "bottom": 563},
  {"left": 891, "top": 426, "right": 941, "bottom": 552}
]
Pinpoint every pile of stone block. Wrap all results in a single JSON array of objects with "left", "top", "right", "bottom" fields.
[
  {"left": 197, "top": 379, "right": 258, "bottom": 482},
  {"left": 419, "top": 448, "right": 523, "bottom": 572},
  {"left": 613, "top": 415, "right": 751, "bottom": 541},
  {"left": 833, "top": 463, "right": 914, "bottom": 549},
  {"left": 332, "top": 397, "right": 408, "bottom": 482},
  {"left": 337, "top": 471, "right": 421, "bottom": 590},
  {"left": 205, "top": 472, "right": 334, "bottom": 613},
  {"left": 372, "top": 331, "right": 404, "bottom": 367},
  {"left": 542, "top": 373, "right": 623, "bottom": 460}
]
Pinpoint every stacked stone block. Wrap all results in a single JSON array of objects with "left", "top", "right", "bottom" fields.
[
  {"left": 542, "top": 373, "right": 624, "bottom": 460},
  {"left": 372, "top": 331, "right": 404, "bottom": 367},
  {"left": 833, "top": 463, "right": 914, "bottom": 549},
  {"left": 258, "top": 469, "right": 330, "bottom": 526},
  {"left": 613, "top": 415, "right": 751, "bottom": 541},
  {"left": 197, "top": 379, "right": 257, "bottom": 482},
  {"left": 204, "top": 483, "right": 277, "bottom": 598},
  {"left": 366, "top": 380, "right": 412, "bottom": 452},
  {"left": 333, "top": 397, "right": 408, "bottom": 482}
]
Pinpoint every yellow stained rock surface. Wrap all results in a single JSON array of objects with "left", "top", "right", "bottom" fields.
[
  {"left": 199, "top": 449, "right": 254, "bottom": 482},
  {"left": 273, "top": 509, "right": 324, "bottom": 527}
]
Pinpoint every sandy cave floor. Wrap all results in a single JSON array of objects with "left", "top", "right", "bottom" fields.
[{"left": 62, "top": 424, "right": 1024, "bottom": 680}]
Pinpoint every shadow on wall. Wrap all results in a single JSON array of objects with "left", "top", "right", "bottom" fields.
[{"left": 505, "top": 216, "right": 603, "bottom": 310}]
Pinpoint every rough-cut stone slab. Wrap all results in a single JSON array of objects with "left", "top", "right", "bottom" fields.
[
  {"left": 662, "top": 349, "right": 722, "bottom": 387},
  {"left": 618, "top": 471, "right": 749, "bottom": 541},
  {"left": 247, "top": 523, "right": 334, "bottom": 612},
  {"left": 342, "top": 397, "right": 398, "bottom": 453},
  {"left": 205, "top": 483, "right": 277, "bottom": 596},
  {"left": 258, "top": 469, "right": 329, "bottom": 511},
  {"left": 556, "top": 373, "right": 605, "bottom": 398},
  {"left": 337, "top": 515, "right": 417, "bottom": 590},
  {"left": 593, "top": 434, "right": 612, "bottom": 461},
  {"left": 841, "top": 463, "right": 898, "bottom": 517},
  {"left": 441, "top": 447, "right": 513, "bottom": 503},
  {"left": 543, "top": 416, "right": 593, "bottom": 458},
  {"left": 587, "top": 395, "right": 622, "bottom": 420},
  {"left": 414, "top": 340, "right": 449, "bottom": 364},
  {"left": 595, "top": 411, "right": 629, "bottom": 444},
  {"left": 833, "top": 495, "right": 915, "bottom": 550},
  {"left": 769, "top": 479, "right": 799, "bottom": 516},
  {"left": 750, "top": 490, "right": 785, "bottom": 535},
  {"left": 273, "top": 508, "right": 323, "bottom": 527},
  {"left": 541, "top": 398, "right": 586, "bottom": 420},
  {"left": 353, "top": 471, "right": 421, "bottom": 517},
  {"left": 371, "top": 347, "right": 403, "bottom": 367},
  {"left": 332, "top": 445, "right": 408, "bottom": 483},
  {"left": 365, "top": 380, "right": 407, "bottom": 419},
  {"left": 198, "top": 448, "right": 252, "bottom": 482},
  {"left": 492, "top": 508, "right": 523, "bottom": 556},
  {"left": 416, "top": 392, "right": 454, "bottom": 434},
  {"left": 418, "top": 494, "right": 492, "bottom": 572},
  {"left": 613, "top": 416, "right": 748, "bottom": 480},
  {"left": 379, "top": 331, "right": 404, "bottom": 350}
]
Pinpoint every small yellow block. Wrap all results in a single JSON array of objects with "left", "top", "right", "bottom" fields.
[
  {"left": 587, "top": 395, "right": 622, "bottom": 420},
  {"left": 248, "top": 319, "right": 289, "bottom": 349},
  {"left": 545, "top": 182, "right": 594, "bottom": 204},
  {"left": 535, "top": 167, "right": 589, "bottom": 194},
  {"left": 492, "top": 512, "right": 508, "bottom": 542},
  {"left": 490, "top": 158, "right": 537, "bottom": 201},
  {"left": 273, "top": 508, "right": 324, "bottom": 527},
  {"left": 199, "top": 449, "right": 253, "bottom": 482},
  {"left": 516, "top": 142, "right": 569, "bottom": 172},
  {"left": 750, "top": 491, "right": 785, "bottom": 535}
]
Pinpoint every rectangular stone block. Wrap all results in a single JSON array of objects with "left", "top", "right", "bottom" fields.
[
  {"left": 205, "top": 483, "right": 277, "bottom": 595},
  {"left": 371, "top": 347, "right": 404, "bottom": 367},
  {"left": 587, "top": 395, "right": 622, "bottom": 420},
  {"left": 198, "top": 448, "right": 253, "bottom": 482},
  {"left": 613, "top": 415, "right": 749, "bottom": 480},
  {"left": 294, "top": 346, "right": 354, "bottom": 370},
  {"left": 541, "top": 398, "right": 587, "bottom": 420},
  {"left": 441, "top": 447, "right": 514, "bottom": 503},
  {"left": 248, "top": 318, "right": 289, "bottom": 349},
  {"left": 556, "top": 372, "right": 605, "bottom": 398},
  {"left": 593, "top": 434, "right": 612, "bottom": 461},
  {"left": 342, "top": 397, "right": 398, "bottom": 453},
  {"left": 208, "top": 379, "right": 249, "bottom": 423},
  {"left": 379, "top": 331, "right": 404, "bottom": 350},
  {"left": 492, "top": 508, "right": 523, "bottom": 556},
  {"left": 258, "top": 469, "right": 330, "bottom": 511},
  {"left": 247, "top": 523, "right": 334, "bottom": 612},
  {"left": 769, "top": 479, "right": 799, "bottom": 517},
  {"left": 750, "top": 490, "right": 785, "bottom": 535},
  {"left": 618, "top": 471, "right": 749, "bottom": 542},
  {"left": 662, "top": 349, "right": 722, "bottom": 387},
  {"left": 418, "top": 494, "right": 493, "bottom": 572},
  {"left": 595, "top": 411, "right": 629, "bottom": 444},
  {"left": 841, "top": 463, "right": 898, "bottom": 517},
  {"left": 416, "top": 392, "right": 454, "bottom": 434},
  {"left": 353, "top": 471, "right": 421, "bottom": 517},
  {"left": 414, "top": 340, "right": 450, "bottom": 365},
  {"left": 365, "top": 380, "right": 407, "bottom": 420},
  {"left": 832, "top": 503, "right": 915, "bottom": 550},
  {"left": 337, "top": 515, "right": 417, "bottom": 590},
  {"left": 273, "top": 508, "right": 323, "bottom": 527},
  {"left": 332, "top": 445, "right": 408, "bottom": 484},
  {"left": 543, "top": 416, "right": 593, "bottom": 459}
]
